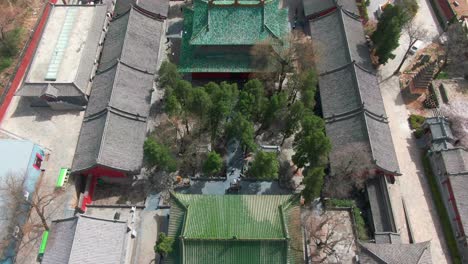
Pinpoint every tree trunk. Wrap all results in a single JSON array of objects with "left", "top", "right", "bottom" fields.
[
  {"left": 184, "top": 118, "right": 190, "bottom": 135},
  {"left": 394, "top": 42, "right": 415, "bottom": 74},
  {"left": 34, "top": 205, "right": 49, "bottom": 231},
  {"left": 280, "top": 134, "right": 287, "bottom": 146}
]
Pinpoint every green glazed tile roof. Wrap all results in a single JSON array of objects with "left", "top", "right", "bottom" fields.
[
  {"left": 166, "top": 194, "right": 303, "bottom": 264},
  {"left": 189, "top": 0, "right": 287, "bottom": 45},
  {"left": 179, "top": 0, "right": 288, "bottom": 73}
]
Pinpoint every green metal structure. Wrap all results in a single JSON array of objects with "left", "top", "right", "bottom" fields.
[
  {"left": 179, "top": 0, "right": 288, "bottom": 73},
  {"left": 55, "top": 168, "right": 70, "bottom": 188},
  {"left": 38, "top": 230, "right": 49, "bottom": 255},
  {"left": 166, "top": 193, "right": 303, "bottom": 264}
]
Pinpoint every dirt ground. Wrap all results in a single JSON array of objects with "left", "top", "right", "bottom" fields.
[{"left": 0, "top": 0, "right": 45, "bottom": 94}]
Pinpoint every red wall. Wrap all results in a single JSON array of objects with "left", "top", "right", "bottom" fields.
[{"left": 81, "top": 165, "right": 127, "bottom": 178}]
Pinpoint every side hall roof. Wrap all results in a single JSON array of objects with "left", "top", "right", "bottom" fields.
[
  {"left": 309, "top": 7, "right": 400, "bottom": 175},
  {"left": 72, "top": 7, "right": 162, "bottom": 174}
]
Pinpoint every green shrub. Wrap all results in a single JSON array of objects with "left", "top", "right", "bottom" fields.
[
  {"left": 422, "top": 156, "right": 462, "bottom": 263},
  {"left": 0, "top": 27, "right": 22, "bottom": 58},
  {"left": 436, "top": 71, "right": 449, "bottom": 79},
  {"left": 414, "top": 128, "right": 424, "bottom": 138},
  {"left": 0, "top": 56, "right": 12, "bottom": 72},
  {"left": 408, "top": 114, "right": 425, "bottom": 130},
  {"left": 154, "top": 233, "right": 174, "bottom": 256}
]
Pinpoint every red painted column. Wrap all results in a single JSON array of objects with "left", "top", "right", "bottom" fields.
[{"left": 0, "top": 0, "right": 58, "bottom": 125}]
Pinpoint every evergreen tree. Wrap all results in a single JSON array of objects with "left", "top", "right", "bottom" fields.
[
  {"left": 371, "top": 4, "right": 409, "bottom": 64},
  {"left": 203, "top": 151, "right": 223, "bottom": 176},
  {"left": 292, "top": 113, "right": 331, "bottom": 170},
  {"left": 248, "top": 151, "right": 279, "bottom": 180},
  {"left": 302, "top": 167, "right": 325, "bottom": 203}
]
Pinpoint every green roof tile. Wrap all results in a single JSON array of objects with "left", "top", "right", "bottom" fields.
[
  {"left": 178, "top": 0, "right": 288, "bottom": 73},
  {"left": 166, "top": 194, "right": 303, "bottom": 264}
]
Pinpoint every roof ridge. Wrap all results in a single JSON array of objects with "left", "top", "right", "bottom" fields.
[
  {"left": 309, "top": 7, "right": 338, "bottom": 21},
  {"left": 358, "top": 242, "right": 390, "bottom": 264},
  {"left": 132, "top": 5, "right": 160, "bottom": 20},
  {"left": 119, "top": 59, "right": 156, "bottom": 75},
  {"left": 319, "top": 61, "right": 354, "bottom": 76},
  {"left": 416, "top": 242, "right": 431, "bottom": 264},
  {"left": 324, "top": 105, "right": 364, "bottom": 121},
  {"left": 96, "top": 109, "right": 111, "bottom": 165},
  {"left": 113, "top": 7, "right": 131, "bottom": 20},
  {"left": 79, "top": 214, "right": 127, "bottom": 223},
  {"left": 108, "top": 106, "right": 148, "bottom": 120},
  {"left": 96, "top": 60, "right": 119, "bottom": 74}
]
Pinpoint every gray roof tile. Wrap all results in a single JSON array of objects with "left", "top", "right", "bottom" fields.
[
  {"left": 72, "top": 7, "right": 162, "bottom": 174},
  {"left": 311, "top": 7, "right": 400, "bottom": 175},
  {"left": 303, "top": 0, "right": 359, "bottom": 17},
  {"left": 41, "top": 218, "right": 78, "bottom": 264},
  {"left": 137, "top": 0, "right": 169, "bottom": 17},
  {"left": 42, "top": 215, "right": 128, "bottom": 264},
  {"left": 359, "top": 241, "right": 432, "bottom": 264}
]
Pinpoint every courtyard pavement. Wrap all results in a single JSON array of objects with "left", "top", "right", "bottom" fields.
[{"left": 376, "top": 0, "right": 449, "bottom": 261}]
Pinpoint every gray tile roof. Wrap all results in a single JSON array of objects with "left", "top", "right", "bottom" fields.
[
  {"left": 72, "top": 7, "right": 162, "bottom": 174},
  {"left": 449, "top": 171, "right": 468, "bottom": 235},
  {"left": 358, "top": 241, "right": 432, "bottom": 264},
  {"left": 42, "top": 215, "right": 128, "bottom": 264},
  {"left": 115, "top": 0, "right": 136, "bottom": 16},
  {"left": 40, "top": 217, "right": 78, "bottom": 264},
  {"left": 136, "top": 0, "right": 169, "bottom": 18},
  {"left": 302, "top": 0, "right": 359, "bottom": 17},
  {"left": 423, "top": 117, "right": 455, "bottom": 151},
  {"left": 310, "top": 7, "right": 400, "bottom": 175},
  {"left": 16, "top": 5, "right": 108, "bottom": 99}
]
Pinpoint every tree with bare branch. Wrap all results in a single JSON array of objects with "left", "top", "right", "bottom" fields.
[
  {"left": 323, "top": 143, "right": 374, "bottom": 198},
  {"left": 441, "top": 100, "right": 468, "bottom": 148},
  {"left": 394, "top": 20, "right": 428, "bottom": 74},
  {"left": 439, "top": 23, "right": 468, "bottom": 79},
  {"left": 250, "top": 31, "right": 315, "bottom": 91},
  {"left": 302, "top": 209, "right": 348, "bottom": 263},
  {"left": 0, "top": 3, "right": 20, "bottom": 43},
  {"left": 1, "top": 173, "right": 59, "bottom": 233}
]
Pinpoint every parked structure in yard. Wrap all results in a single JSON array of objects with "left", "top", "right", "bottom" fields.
[
  {"left": 15, "top": 5, "right": 109, "bottom": 109},
  {"left": 358, "top": 241, "right": 432, "bottom": 263},
  {"left": 178, "top": 0, "right": 288, "bottom": 78},
  {"left": 41, "top": 215, "right": 133, "bottom": 264},
  {"left": 0, "top": 139, "right": 46, "bottom": 262},
  {"left": 425, "top": 117, "right": 468, "bottom": 261},
  {"left": 167, "top": 193, "right": 303, "bottom": 263},
  {"left": 306, "top": 0, "right": 401, "bottom": 239},
  {"left": 71, "top": 4, "right": 164, "bottom": 210}
]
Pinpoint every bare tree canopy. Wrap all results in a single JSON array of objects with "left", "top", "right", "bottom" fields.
[
  {"left": 324, "top": 143, "right": 374, "bottom": 198},
  {"left": 442, "top": 23, "right": 468, "bottom": 79},
  {"left": 441, "top": 100, "right": 468, "bottom": 148},
  {"left": 250, "top": 31, "right": 315, "bottom": 91},
  {"left": 302, "top": 209, "right": 352, "bottom": 263},
  {"left": 0, "top": 173, "right": 59, "bottom": 234},
  {"left": 394, "top": 20, "right": 428, "bottom": 74}
]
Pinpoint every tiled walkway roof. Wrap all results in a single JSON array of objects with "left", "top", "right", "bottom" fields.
[
  {"left": 309, "top": 7, "right": 400, "bottom": 175},
  {"left": 72, "top": 7, "right": 162, "bottom": 174},
  {"left": 166, "top": 194, "right": 302, "bottom": 264}
]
